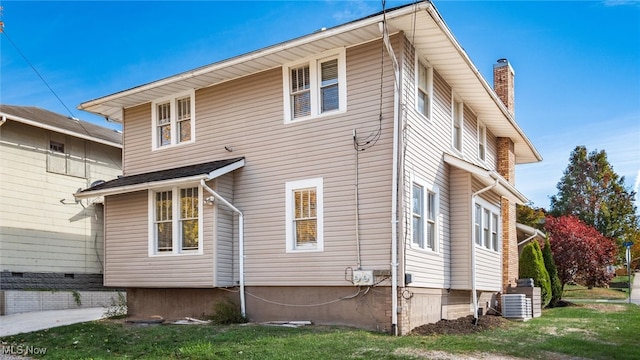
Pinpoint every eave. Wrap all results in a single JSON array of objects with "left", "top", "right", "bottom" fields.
[{"left": 78, "top": 1, "right": 541, "bottom": 164}]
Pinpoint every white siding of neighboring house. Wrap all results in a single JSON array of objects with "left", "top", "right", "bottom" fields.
[{"left": 0, "top": 120, "right": 121, "bottom": 274}]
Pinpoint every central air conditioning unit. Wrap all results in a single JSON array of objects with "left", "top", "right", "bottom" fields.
[
  {"left": 352, "top": 270, "right": 374, "bottom": 286},
  {"left": 502, "top": 294, "right": 531, "bottom": 320}
]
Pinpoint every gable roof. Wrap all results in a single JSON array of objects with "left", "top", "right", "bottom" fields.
[
  {"left": 0, "top": 104, "right": 122, "bottom": 148},
  {"left": 74, "top": 157, "right": 245, "bottom": 199},
  {"left": 78, "top": 1, "right": 541, "bottom": 164}
]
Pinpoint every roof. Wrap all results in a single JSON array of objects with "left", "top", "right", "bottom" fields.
[
  {"left": 74, "top": 157, "right": 245, "bottom": 199},
  {"left": 78, "top": 1, "right": 541, "bottom": 164},
  {"left": 0, "top": 104, "right": 122, "bottom": 148}
]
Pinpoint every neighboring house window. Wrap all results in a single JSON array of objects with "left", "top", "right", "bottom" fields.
[
  {"left": 47, "top": 138, "right": 86, "bottom": 178},
  {"left": 149, "top": 185, "right": 202, "bottom": 255},
  {"left": 412, "top": 179, "right": 439, "bottom": 251},
  {"left": 151, "top": 90, "right": 195, "bottom": 149},
  {"left": 478, "top": 123, "right": 487, "bottom": 161},
  {"left": 283, "top": 49, "right": 346, "bottom": 122},
  {"left": 416, "top": 60, "right": 433, "bottom": 119},
  {"left": 474, "top": 199, "right": 500, "bottom": 251},
  {"left": 285, "top": 178, "right": 324, "bottom": 252},
  {"left": 452, "top": 98, "right": 463, "bottom": 152}
]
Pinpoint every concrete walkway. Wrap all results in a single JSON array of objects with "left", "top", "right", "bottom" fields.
[
  {"left": 630, "top": 272, "right": 640, "bottom": 305},
  {"left": 0, "top": 307, "right": 107, "bottom": 337}
]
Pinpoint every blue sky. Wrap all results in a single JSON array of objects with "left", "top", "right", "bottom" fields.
[{"left": 1, "top": 0, "right": 639, "bottom": 210}]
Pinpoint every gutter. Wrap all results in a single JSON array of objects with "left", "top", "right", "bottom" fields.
[
  {"left": 471, "top": 179, "right": 499, "bottom": 322},
  {"left": 200, "top": 179, "right": 246, "bottom": 318},
  {"left": 0, "top": 115, "right": 6, "bottom": 127}
]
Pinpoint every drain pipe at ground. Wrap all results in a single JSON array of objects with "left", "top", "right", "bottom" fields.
[
  {"left": 200, "top": 179, "right": 245, "bottom": 318},
  {"left": 470, "top": 179, "right": 498, "bottom": 322}
]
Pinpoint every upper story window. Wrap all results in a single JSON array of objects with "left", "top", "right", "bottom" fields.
[
  {"left": 474, "top": 198, "right": 500, "bottom": 252},
  {"left": 411, "top": 178, "right": 439, "bottom": 251},
  {"left": 47, "top": 137, "right": 86, "bottom": 178},
  {"left": 478, "top": 123, "right": 487, "bottom": 161},
  {"left": 285, "top": 178, "right": 324, "bottom": 252},
  {"left": 452, "top": 97, "right": 464, "bottom": 152},
  {"left": 149, "top": 185, "right": 202, "bottom": 256},
  {"left": 151, "top": 90, "right": 195, "bottom": 149},
  {"left": 283, "top": 49, "right": 346, "bottom": 123},
  {"left": 416, "top": 60, "right": 433, "bottom": 120}
]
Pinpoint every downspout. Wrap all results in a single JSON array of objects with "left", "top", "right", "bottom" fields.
[
  {"left": 470, "top": 179, "right": 499, "bottom": 322},
  {"left": 0, "top": 115, "right": 6, "bottom": 127},
  {"left": 380, "top": 19, "right": 400, "bottom": 336},
  {"left": 200, "top": 179, "right": 246, "bottom": 318}
]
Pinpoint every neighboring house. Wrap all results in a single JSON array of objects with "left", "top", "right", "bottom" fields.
[
  {"left": 0, "top": 105, "right": 122, "bottom": 314},
  {"left": 75, "top": 2, "right": 541, "bottom": 335}
]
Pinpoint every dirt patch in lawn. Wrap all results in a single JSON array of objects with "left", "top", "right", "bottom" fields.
[{"left": 409, "top": 315, "right": 510, "bottom": 336}]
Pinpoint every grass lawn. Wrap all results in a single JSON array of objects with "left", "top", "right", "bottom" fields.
[{"left": 1, "top": 303, "right": 639, "bottom": 359}]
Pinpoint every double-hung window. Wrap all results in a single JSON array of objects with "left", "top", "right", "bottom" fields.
[
  {"left": 478, "top": 123, "right": 487, "bottom": 161},
  {"left": 412, "top": 179, "right": 439, "bottom": 251},
  {"left": 285, "top": 178, "right": 324, "bottom": 252},
  {"left": 474, "top": 199, "right": 500, "bottom": 251},
  {"left": 149, "top": 185, "right": 202, "bottom": 255},
  {"left": 416, "top": 60, "right": 433, "bottom": 120},
  {"left": 283, "top": 49, "right": 346, "bottom": 122},
  {"left": 452, "top": 98, "right": 464, "bottom": 152},
  {"left": 152, "top": 90, "right": 195, "bottom": 149}
]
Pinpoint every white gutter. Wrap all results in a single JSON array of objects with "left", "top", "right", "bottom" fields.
[
  {"left": 0, "top": 115, "right": 6, "bottom": 127},
  {"left": 200, "top": 179, "right": 246, "bottom": 318},
  {"left": 380, "top": 16, "right": 401, "bottom": 336},
  {"left": 470, "top": 179, "right": 499, "bottom": 321}
]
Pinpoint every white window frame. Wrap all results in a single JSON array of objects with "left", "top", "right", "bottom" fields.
[
  {"left": 452, "top": 95, "right": 464, "bottom": 153},
  {"left": 151, "top": 89, "right": 196, "bottom": 150},
  {"left": 285, "top": 177, "right": 324, "bottom": 252},
  {"left": 148, "top": 184, "right": 203, "bottom": 256},
  {"left": 410, "top": 176, "right": 439, "bottom": 252},
  {"left": 477, "top": 122, "right": 487, "bottom": 162},
  {"left": 473, "top": 197, "right": 501, "bottom": 252},
  {"left": 415, "top": 57, "right": 433, "bottom": 120},
  {"left": 283, "top": 48, "right": 346, "bottom": 123}
]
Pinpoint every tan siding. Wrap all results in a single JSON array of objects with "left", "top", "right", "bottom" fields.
[
  {"left": 449, "top": 168, "right": 472, "bottom": 289},
  {"left": 116, "top": 39, "right": 396, "bottom": 287},
  {"left": 211, "top": 174, "right": 236, "bottom": 286},
  {"left": 475, "top": 247, "right": 502, "bottom": 291},
  {"left": 104, "top": 191, "right": 214, "bottom": 287}
]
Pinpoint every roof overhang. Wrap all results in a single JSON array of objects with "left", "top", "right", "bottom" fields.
[
  {"left": 79, "top": 1, "right": 541, "bottom": 164},
  {"left": 516, "top": 222, "right": 546, "bottom": 246},
  {"left": 74, "top": 157, "right": 244, "bottom": 199},
  {"left": 0, "top": 111, "right": 122, "bottom": 149},
  {"left": 443, "top": 153, "right": 528, "bottom": 204}
]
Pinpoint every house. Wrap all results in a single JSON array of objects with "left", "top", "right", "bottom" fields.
[
  {"left": 74, "top": 1, "right": 541, "bottom": 335},
  {"left": 0, "top": 105, "right": 122, "bottom": 314}
]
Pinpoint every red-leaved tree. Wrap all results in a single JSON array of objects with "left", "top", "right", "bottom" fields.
[{"left": 544, "top": 215, "right": 618, "bottom": 290}]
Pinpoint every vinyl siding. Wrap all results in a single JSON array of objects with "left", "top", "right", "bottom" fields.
[
  {"left": 112, "top": 37, "right": 397, "bottom": 287},
  {"left": 0, "top": 120, "right": 121, "bottom": 274}
]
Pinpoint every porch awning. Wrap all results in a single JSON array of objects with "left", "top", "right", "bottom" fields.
[
  {"left": 74, "top": 157, "right": 245, "bottom": 199},
  {"left": 443, "top": 153, "right": 528, "bottom": 204}
]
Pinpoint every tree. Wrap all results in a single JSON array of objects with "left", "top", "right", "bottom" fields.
[
  {"left": 541, "top": 236, "right": 562, "bottom": 306},
  {"left": 549, "top": 146, "right": 639, "bottom": 248},
  {"left": 516, "top": 203, "right": 546, "bottom": 230},
  {"left": 545, "top": 215, "right": 618, "bottom": 289},
  {"left": 519, "top": 240, "right": 552, "bottom": 307}
]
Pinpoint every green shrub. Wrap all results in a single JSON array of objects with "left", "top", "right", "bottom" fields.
[
  {"left": 519, "top": 240, "right": 552, "bottom": 307},
  {"left": 210, "top": 299, "right": 247, "bottom": 325},
  {"left": 542, "top": 236, "right": 562, "bottom": 307}
]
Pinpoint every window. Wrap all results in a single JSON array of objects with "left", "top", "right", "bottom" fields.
[
  {"left": 47, "top": 137, "right": 86, "bottom": 178},
  {"left": 474, "top": 199, "right": 500, "bottom": 251},
  {"left": 412, "top": 179, "right": 439, "bottom": 251},
  {"left": 283, "top": 49, "right": 346, "bottom": 122},
  {"left": 416, "top": 60, "right": 433, "bottom": 119},
  {"left": 478, "top": 123, "right": 487, "bottom": 161},
  {"left": 50, "top": 141, "right": 64, "bottom": 153},
  {"left": 149, "top": 185, "right": 202, "bottom": 255},
  {"left": 152, "top": 90, "right": 195, "bottom": 149},
  {"left": 286, "top": 178, "right": 324, "bottom": 252},
  {"left": 452, "top": 98, "right": 463, "bottom": 152}
]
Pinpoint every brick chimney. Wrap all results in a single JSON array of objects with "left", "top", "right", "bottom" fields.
[{"left": 493, "top": 58, "right": 515, "bottom": 115}]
